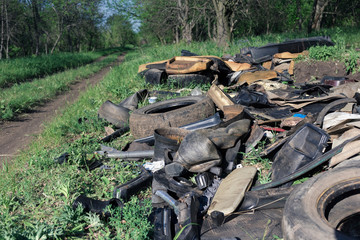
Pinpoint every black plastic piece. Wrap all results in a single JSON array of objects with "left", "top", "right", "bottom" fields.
[
  {"left": 244, "top": 36, "right": 334, "bottom": 62},
  {"left": 238, "top": 187, "right": 294, "bottom": 211},
  {"left": 154, "top": 169, "right": 201, "bottom": 197},
  {"left": 232, "top": 87, "right": 270, "bottom": 107},
  {"left": 113, "top": 166, "right": 153, "bottom": 201},
  {"left": 101, "top": 126, "right": 130, "bottom": 142},
  {"left": 54, "top": 152, "right": 69, "bottom": 164},
  {"left": 209, "top": 167, "right": 222, "bottom": 176},
  {"left": 145, "top": 68, "right": 167, "bottom": 85},
  {"left": 165, "top": 162, "right": 186, "bottom": 177},
  {"left": 210, "top": 211, "right": 225, "bottom": 227},
  {"left": 195, "top": 172, "right": 214, "bottom": 190},
  {"left": 175, "top": 193, "right": 200, "bottom": 240},
  {"left": 271, "top": 123, "right": 329, "bottom": 187},
  {"left": 153, "top": 128, "right": 188, "bottom": 163},
  {"left": 72, "top": 195, "right": 123, "bottom": 218},
  {"left": 153, "top": 207, "right": 174, "bottom": 240},
  {"left": 181, "top": 50, "right": 199, "bottom": 56}
]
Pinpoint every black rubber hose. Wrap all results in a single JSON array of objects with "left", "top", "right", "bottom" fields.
[{"left": 314, "top": 98, "right": 356, "bottom": 127}]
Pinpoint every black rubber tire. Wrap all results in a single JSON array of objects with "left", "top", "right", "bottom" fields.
[
  {"left": 282, "top": 162, "right": 360, "bottom": 240},
  {"left": 129, "top": 96, "right": 215, "bottom": 139}
]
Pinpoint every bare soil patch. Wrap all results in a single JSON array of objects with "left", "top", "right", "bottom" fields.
[
  {"left": 294, "top": 60, "right": 360, "bottom": 84},
  {"left": 0, "top": 54, "right": 125, "bottom": 164}
]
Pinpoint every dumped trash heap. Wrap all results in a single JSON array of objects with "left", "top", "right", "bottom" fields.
[{"left": 70, "top": 37, "right": 360, "bottom": 239}]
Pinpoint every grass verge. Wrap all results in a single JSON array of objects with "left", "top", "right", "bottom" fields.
[
  {"left": 0, "top": 27, "right": 359, "bottom": 239},
  {"left": 0, "top": 48, "right": 122, "bottom": 88},
  {"left": 0, "top": 53, "right": 119, "bottom": 120}
]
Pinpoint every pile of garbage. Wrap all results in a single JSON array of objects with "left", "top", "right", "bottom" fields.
[{"left": 68, "top": 36, "right": 360, "bottom": 240}]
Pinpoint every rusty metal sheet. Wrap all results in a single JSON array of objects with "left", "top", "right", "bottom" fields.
[
  {"left": 165, "top": 56, "right": 212, "bottom": 74},
  {"left": 207, "top": 84, "right": 235, "bottom": 111},
  {"left": 225, "top": 61, "right": 252, "bottom": 71},
  {"left": 237, "top": 70, "right": 278, "bottom": 85},
  {"left": 273, "top": 51, "right": 308, "bottom": 59}
]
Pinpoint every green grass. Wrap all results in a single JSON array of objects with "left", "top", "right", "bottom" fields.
[
  {"left": 0, "top": 48, "right": 121, "bottom": 88},
  {"left": 0, "top": 54, "right": 119, "bottom": 120},
  {"left": 1, "top": 27, "right": 359, "bottom": 239}
]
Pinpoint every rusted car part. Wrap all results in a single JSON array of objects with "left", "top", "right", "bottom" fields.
[
  {"left": 241, "top": 36, "right": 334, "bottom": 63},
  {"left": 251, "top": 134, "right": 360, "bottom": 191},
  {"left": 113, "top": 166, "right": 152, "bottom": 201},
  {"left": 153, "top": 128, "right": 190, "bottom": 163},
  {"left": 72, "top": 195, "right": 123, "bottom": 218},
  {"left": 282, "top": 160, "right": 360, "bottom": 240},
  {"left": 207, "top": 167, "right": 257, "bottom": 216},
  {"left": 207, "top": 84, "right": 235, "bottom": 111},
  {"left": 321, "top": 76, "right": 356, "bottom": 87},
  {"left": 129, "top": 96, "right": 215, "bottom": 139},
  {"left": 134, "top": 112, "right": 222, "bottom": 144},
  {"left": 165, "top": 56, "right": 213, "bottom": 75},
  {"left": 271, "top": 123, "right": 329, "bottom": 187},
  {"left": 236, "top": 70, "right": 278, "bottom": 85}
]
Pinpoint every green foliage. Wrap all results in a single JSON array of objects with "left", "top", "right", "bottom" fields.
[
  {"left": 103, "top": 14, "right": 137, "bottom": 48},
  {"left": 241, "top": 142, "right": 272, "bottom": 184},
  {"left": 308, "top": 45, "right": 338, "bottom": 61},
  {"left": 345, "top": 50, "right": 360, "bottom": 74},
  {"left": 0, "top": 53, "right": 119, "bottom": 120},
  {"left": 0, "top": 48, "right": 120, "bottom": 88}
]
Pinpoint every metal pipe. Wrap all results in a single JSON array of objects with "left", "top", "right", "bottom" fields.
[
  {"left": 96, "top": 150, "right": 154, "bottom": 159},
  {"left": 155, "top": 190, "right": 179, "bottom": 215}
]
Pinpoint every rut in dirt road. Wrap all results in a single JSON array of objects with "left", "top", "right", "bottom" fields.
[{"left": 0, "top": 54, "right": 125, "bottom": 164}]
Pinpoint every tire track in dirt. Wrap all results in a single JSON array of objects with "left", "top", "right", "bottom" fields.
[{"left": 0, "top": 53, "right": 125, "bottom": 165}]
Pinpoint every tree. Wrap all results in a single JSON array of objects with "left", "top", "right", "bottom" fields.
[
  {"left": 104, "top": 14, "right": 136, "bottom": 47},
  {"left": 309, "top": 0, "right": 330, "bottom": 32},
  {"left": 211, "top": 0, "right": 239, "bottom": 47}
]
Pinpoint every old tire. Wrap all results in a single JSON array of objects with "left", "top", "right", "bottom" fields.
[
  {"left": 129, "top": 96, "right": 215, "bottom": 139},
  {"left": 282, "top": 161, "right": 360, "bottom": 240}
]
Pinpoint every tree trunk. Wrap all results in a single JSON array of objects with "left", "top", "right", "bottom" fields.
[
  {"left": 296, "top": 0, "right": 302, "bottom": 31},
  {"left": 31, "top": 0, "right": 40, "bottom": 55},
  {"left": 212, "top": 0, "right": 231, "bottom": 47},
  {"left": 51, "top": 33, "right": 61, "bottom": 54},
  {"left": 5, "top": 0, "right": 9, "bottom": 58},
  {"left": 177, "top": 0, "right": 193, "bottom": 43},
  {"left": 309, "top": 0, "right": 329, "bottom": 32},
  {"left": 0, "top": 0, "right": 4, "bottom": 59}
]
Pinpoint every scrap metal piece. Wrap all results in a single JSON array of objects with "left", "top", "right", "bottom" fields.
[{"left": 207, "top": 84, "right": 235, "bottom": 111}]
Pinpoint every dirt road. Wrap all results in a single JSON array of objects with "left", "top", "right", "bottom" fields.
[{"left": 0, "top": 54, "right": 125, "bottom": 165}]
